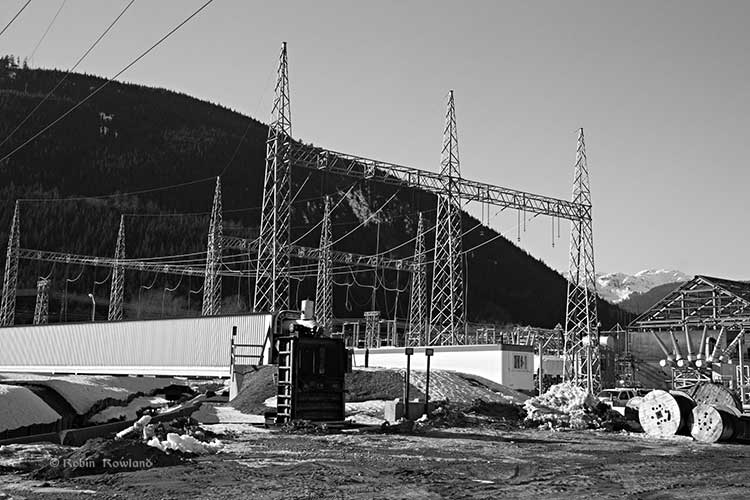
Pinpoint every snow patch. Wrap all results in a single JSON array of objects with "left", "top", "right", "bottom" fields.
[
  {"left": 0, "top": 385, "right": 61, "bottom": 432},
  {"left": 0, "top": 374, "right": 186, "bottom": 415},
  {"left": 344, "top": 188, "right": 379, "bottom": 225}
]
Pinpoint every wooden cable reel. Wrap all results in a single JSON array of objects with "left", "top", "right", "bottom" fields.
[{"left": 638, "top": 389, "right": 695, "bottom": 437}]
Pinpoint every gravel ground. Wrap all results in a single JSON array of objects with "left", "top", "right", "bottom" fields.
[{"left": 1, "top": 426, "right": 749, "bottom": 499}]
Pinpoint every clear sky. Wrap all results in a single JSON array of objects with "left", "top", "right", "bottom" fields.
[{"left": 1, "top": 0, "right": 748, "bottom": 278}]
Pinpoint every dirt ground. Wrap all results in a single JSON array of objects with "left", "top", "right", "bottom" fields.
[{"left": 2, "top": 425, "right": 749, "bottom": 499}]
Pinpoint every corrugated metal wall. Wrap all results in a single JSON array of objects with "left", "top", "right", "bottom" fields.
[{"left": 0, "top": 314, "right": 273, "bottom": 377}]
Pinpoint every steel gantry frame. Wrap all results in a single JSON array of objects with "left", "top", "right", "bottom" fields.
[
  {"left": 250, "top": 42, "right": 598, "bottom": 385},
  {"left": 0, "top": 42, "right": 600, "bottom": 393}
]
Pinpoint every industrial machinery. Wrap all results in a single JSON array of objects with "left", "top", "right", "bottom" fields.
[{"left": 273, "top": 301, "right": 347, "bottom": 424}]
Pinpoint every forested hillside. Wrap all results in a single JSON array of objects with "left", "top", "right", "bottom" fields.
[{"left": 0, "top": 56, "right": 626, "bottom": 327}]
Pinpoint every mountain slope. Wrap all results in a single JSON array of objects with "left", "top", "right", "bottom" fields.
[
  {"left": 617, "top": 281, "right": 685, "bottom": 315},
  {"left": 0, "top": 59, "right": 626, "bottom": 327},
  {"left": 597, "top": 269, "right": 690, "bottom": 304}
]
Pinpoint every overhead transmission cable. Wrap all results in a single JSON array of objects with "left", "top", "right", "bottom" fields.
[
  {"left": 326, "top": 189, "right": 401, "bottom": 249},
  {"left": 29, "top": 0, "right": 67, "bottom": 64},
  {"left": 290, "top": 181, "right": 359, "bottom": 245},
  {"left": 0, "top": 0, "right": 31, "bottom": 38},
  {"left": 0, "top": 0, "right": 216, "bottom": 164},
  {"left": 0, "top": 0, "right": 136, "bottom": 151}
]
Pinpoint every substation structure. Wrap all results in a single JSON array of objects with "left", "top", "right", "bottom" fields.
[
  {"left": 0, "top": 42, "right": 603, "bottom": 392},
  {"left": 628, "top": 275, "right": 750, "bottom": 405}
]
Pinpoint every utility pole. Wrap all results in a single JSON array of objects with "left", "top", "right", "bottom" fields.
[
  {"left": 108, "top": 215, "right": 125, "bottom": 321},
  {"left": 315, "top": 196, "right": 333, "bottom": 333},
  {"left": 563, "top": 128, "right": 601, "bottom": 393},
  {"left": 407, "top": 212, "right": 427, "bottom": 346},
  {"left": 202, "top": 177, "right": 223, "bottom": 316},
  {"left": 0, "top": 201, "right": 20, "bottom": 326},
  {"left": 254, "top": 41, "right": 292, "bottom": 314},
  {"left": 430, "top": 90, "right": 464, "bottom": 345}
]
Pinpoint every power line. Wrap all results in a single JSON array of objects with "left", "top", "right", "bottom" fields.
[
  {"left": 0, "top": 0, "right": 216, "bottom": 164},
  {"left": 0, "top": 0, "right": 136, "bottom": 151},
  {"left": 0, "top": 0, "right": 31, "bottom": 38},
  {"left": 29, "top": 0, "right": 67, "bottom": 63},
  {"left": 290, "top": 181, "right": 359, "bottom": 245},
  {"left": 17, "top": 176, "right": 216, "bottom": 203}
]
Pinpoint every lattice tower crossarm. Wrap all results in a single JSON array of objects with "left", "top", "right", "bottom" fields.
[
  {"left": 108, "top": 215, "right": 126, "bottom": 321},
  {"left": 288, "top": 143, "right": 590, "bottom": 221},
  {"left": 430, "top": 90, "right": 465, "bottom": 345},
  {"left": 563, "top": 128, "right": 600, "bottom": 393},
  {"left": 33, "top": 277, "right": 50, "bottom": 325},
  {"left": 315, "top": 196, "right": 333, "bottom": 333},
  {"left": 407, "top": 212, "right": 427, "bottom": 346},
  {"left": 254, "top": 41, "right": 292, "bottom": 314},
  {"left": 202, "top": 177, "right": 223, "bottom": 316},
  {"left": 0, "top": 201, "right": 20, "bottom": 326},
  {"left": 222, "top": 235, "right": 414, "bottom": 271}
]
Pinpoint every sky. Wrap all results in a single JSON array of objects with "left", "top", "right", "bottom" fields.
[{"left": 1, "top": 0, "right": 748, "bottom": 278}]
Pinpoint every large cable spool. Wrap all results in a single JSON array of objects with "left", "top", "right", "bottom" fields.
[
  {"left": 690, "top": 382, "right": 741, "bottom": 410},
  {"left": 690, "top": 404, "right": 742, "bottom": 443},
  {"left": 638, "top": 389, "right": 696, "bottom": 437}
]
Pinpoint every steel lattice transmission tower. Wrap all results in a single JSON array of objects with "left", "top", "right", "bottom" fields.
[
  {"left": 108, "top": 215, "right": 126, "bottom": 321},
  {"left": 202, "top": 177, "right": 223, "bottom": 316},
  {"left": 0, "top": 201, "right": 20, "bottom": 326},
  {"left": 429, "top": 91, "right": 465, "bottom": 345},
  {"left": 33, "top": 277, "right": 50, "bottom": 325},
  {"left": 564, "top": 128, "right": 601, "bottom": 393},
  {"left": 407, "top": 212, "right": 427, "bottom": 346},
  {"left": 254, "top": 41, "right": 292, "bottom": 314},
  {"left": 315, "top": 196, "right": 333, "bottom": 333}
]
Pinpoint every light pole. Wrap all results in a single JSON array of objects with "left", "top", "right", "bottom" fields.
[{"left": 87, "top": 293, "right": 96, "bottom": 322}]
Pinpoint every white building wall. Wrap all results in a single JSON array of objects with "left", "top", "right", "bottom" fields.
[
  {"left": 353, "top": 344, "right": 534, "bottom": 391},
  {"left": 0, "top": 314, "right": 273, "bottom": 377}
]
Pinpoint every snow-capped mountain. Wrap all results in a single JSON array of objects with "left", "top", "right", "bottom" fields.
[{"left": 596, "top": 269, "right": 691, "bottom": 304}]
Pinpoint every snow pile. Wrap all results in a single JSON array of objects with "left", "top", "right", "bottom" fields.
[
  {"left": 0, "top": 385, "right": 61, "bottom": 432},
  {"left": 146, "top": 433, "right": 221, "bottom": 455},
  {"left": 409, "top": 370, "right": 529, "bottom": 405},
  {"left": 0, "top": 374, "right": 185, "bottom": 415},
  {"left": 523, "top": 382, "right": 602, "bottom": 430}
]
